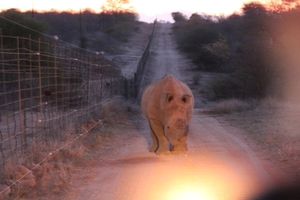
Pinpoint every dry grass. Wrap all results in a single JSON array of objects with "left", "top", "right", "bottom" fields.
[
  {"left": 1, "top": 134, "right": 84, "bottom": 199},
  {"left": 209, "top": 98, "right": 300, "bottom": 181},
  {"left": 0, "top": 98, "right": 134, "bottom": 199}
]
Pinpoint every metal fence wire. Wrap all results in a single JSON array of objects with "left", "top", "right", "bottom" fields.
[{"left": 0, "top": 29, "right": 127, "bottom": 164}]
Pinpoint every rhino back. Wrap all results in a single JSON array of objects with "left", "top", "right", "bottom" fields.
[{"left": 162, "top": 75, "right": 193, "bottom": 97}]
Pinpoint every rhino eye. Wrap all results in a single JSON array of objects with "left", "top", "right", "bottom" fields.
[{"left": 168, "top": 96, "right": 173, "bottom": 102}]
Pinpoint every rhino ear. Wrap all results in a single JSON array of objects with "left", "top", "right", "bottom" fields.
[
  {"left": 181, "top": 94, "right": 191, "bottom": 104},
  {"left": 166, "top": 93, "right": 174, "bottom": 103}
]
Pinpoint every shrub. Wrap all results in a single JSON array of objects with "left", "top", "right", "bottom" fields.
[
  {"left": 207, "top": 74, "right": 239, "bottom": 100},
  {"left": 106, "top": 21, "right": 137, "bottom": 42},
  {"left": 0, "top": 9, "right": 47, "bottom": 44}
]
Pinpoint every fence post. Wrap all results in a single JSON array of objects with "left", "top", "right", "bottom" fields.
[
  {"left": 100, "top": 73, "right": 103, "bottom": 102},
  {"left": 28, "top": 35, "right": 35, "bottom": 139},
  {"left": 134, "top": 73, "right": 138, "bottom": 98},
  {"left": 124, "top": 77, "right": 129, "bottom": 99},
  {"left": 86, "top": 54, "right": 90, "bottom": 106},
  {"left": 53, "top": 37, "right": 60, "bottom": 137},
  {"left": 17, "top": 36, "right": 26, "bottom": 147},
  {"left": 0, "top": 29, "right": 12, "bottom": 153},
  {"left": 110, "top": 71, "right": 113, "bottom": 98},
  {"left": 37, "top": 38, "right": 44, "bottom": 135},
  {"left": 22, "top": 38, "right": 27, "bottom": 145}
]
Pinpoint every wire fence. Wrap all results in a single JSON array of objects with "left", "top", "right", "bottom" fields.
[
  {"left": 123, "top": 20, "right": 157, "bottom": 101},
  {"left": 0, "top": 29, "right": 126, "bottom": 165},
  {"left": 134, "top": 20, "right": 157, "bottom": 100},
  {"left": 0, "top": 17, "right": 157, "bottom": 166}
]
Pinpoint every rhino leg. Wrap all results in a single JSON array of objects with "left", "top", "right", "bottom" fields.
[
  {"left": 149, "top": 124, "right": 158, "bottom": 152},
  {"left": 149, "top": 119, "right": 171, "bottom": 155},
  {"left": 170, "top": 126, "right": 188, "bottom": 154},
  {"left": 170, "top": 143, "right": 187, "bottom": 154}
]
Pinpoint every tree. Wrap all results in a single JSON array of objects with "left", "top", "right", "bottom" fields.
[
  {"left": 242, "top": 2, "right": 268, "bottom": 17},
  {"left": 204, "top": 36, "right": 230, "bottom": 66},
  {"left": 101, "top": 0, "right": 135, "bottom": 14},
  {"left": 171, "top": 12, "right": 187, "bottom": 23},
  {"left": 189, "top": 13, "right": 205, "bottom": 24},
  {"left": 99, "top": 0, "right": 137, "bottom": 32}
]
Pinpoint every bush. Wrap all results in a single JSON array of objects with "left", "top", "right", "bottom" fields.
[
  {"left": 207, "top": 74, "right": 239, "bottom": 100},
  {"left": 208, "top": 67, "right": 271, "bottom": 101},
  {"left": 0, "top": 9, "right": 47, "bottom": 43},
  {"left": 174, "top": 24, "right": 220, "bottom": 54},
  {"left": 105, "top": 21, "right": 137, "bottom": 42},
  {"left": 171, "top": 3, "right": 280, "bottom": 100}
]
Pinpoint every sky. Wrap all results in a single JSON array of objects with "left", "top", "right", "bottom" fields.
[{"left": 1, "top": 0, "right": 270, "bottom": 22}]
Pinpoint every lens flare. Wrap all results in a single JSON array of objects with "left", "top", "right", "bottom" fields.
[
  {"left": 137, "top": 154, "right": 263, "bottom": 200},
  {"left": 166, "top": 187, "right": 213, "bottom": 200}
]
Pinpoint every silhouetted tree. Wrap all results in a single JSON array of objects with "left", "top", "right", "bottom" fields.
[
  {"left": 171, "top": 12, "right": 187, "bottom": 23},
  {"left": 101, "top": 0, "right": 135, "bottom": 14}
]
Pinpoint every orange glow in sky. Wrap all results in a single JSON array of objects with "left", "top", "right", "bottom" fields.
[{"left": 1, "top": 0, "right": 272, "bottom": 22}]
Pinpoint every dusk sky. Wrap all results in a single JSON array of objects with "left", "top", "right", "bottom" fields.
[{"left": 1, "top": 0, "right": 272, "bottom": 22}]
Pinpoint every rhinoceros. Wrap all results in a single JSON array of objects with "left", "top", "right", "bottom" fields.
[{"left": 141, "top": 74, "right": 194, "bottom": 154}]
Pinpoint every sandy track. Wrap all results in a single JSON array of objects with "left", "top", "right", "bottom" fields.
[
  {"left": 62, "top": 23, "right": 277, "bottom": 200},
  {"left": 144, "top": 23, "right": 190, "bottom": 84},
  {"left": 64, "top": 112, "right": 273, "bottom": 200}
]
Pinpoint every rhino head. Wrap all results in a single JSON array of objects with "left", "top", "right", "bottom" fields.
[{"left": 163, "top": 93, "right": 192, "bottom": 152}]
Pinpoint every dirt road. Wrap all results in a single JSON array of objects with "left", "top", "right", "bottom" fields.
[{"left": 64, "top": 23, "right": 276, "bottom": 200}]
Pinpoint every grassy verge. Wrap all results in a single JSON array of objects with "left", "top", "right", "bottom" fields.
[
  {"left": 208, "top": 98, "right": 300, "bottom": 182},
  {"left": 0, "top": 99, "right": 138, "bottom": 199}
]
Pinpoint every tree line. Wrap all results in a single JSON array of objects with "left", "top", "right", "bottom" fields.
[
  {"left": 0, "top": 4, "right": 140, "bottom": 94},
  {"left": 172, "top": 1, "right": 300, "bottom": 101},
  {"left": 0, "top": 7, "right": 139, "bottom": 52}
]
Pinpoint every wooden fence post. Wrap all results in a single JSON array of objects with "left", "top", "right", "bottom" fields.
[
  {"left": 17, "top": 36, "right": 26, "bottom": 147},
  {"left": 37, "top": 38, "right": 45, "bottom": 136},
  {"left": 124, "top": 77, "right": 129, "bottom": 99},
  {"left": 0, "top": 29, "right": 12, "bottom": 152},
  {"left": 134, "top": 73, "right": 138, "bottom": 98}
]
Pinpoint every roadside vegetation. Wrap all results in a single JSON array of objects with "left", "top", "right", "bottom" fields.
[
  {"left": 172, "top": 1, "right": 300, "bottom": 182},
  {"left": 207, "top": 98, "right": 300, "bottom": 181},
  {"left": 0, "top": 99, "right": 136, "bottom": 199},
  {"left": 172, "top": 1, "right": 300, "bottom": 101},
  {"left": 0, "top": 3, "right": 141, "bottom": 53},
  {"left": 0, "top": 0, "right": 145, "bottom": 198}
]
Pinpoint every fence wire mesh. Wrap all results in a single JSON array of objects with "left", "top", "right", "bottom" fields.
[{"left": 0, "top": 30, "right": 125, "bottom": 164}]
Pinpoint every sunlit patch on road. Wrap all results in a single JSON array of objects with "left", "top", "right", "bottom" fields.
[
  {"left": 123, "top": 153, "right": 264, "bottom": 200},
  {"left": 167, "top": 188, "right": 211, "bottom": 200}
]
